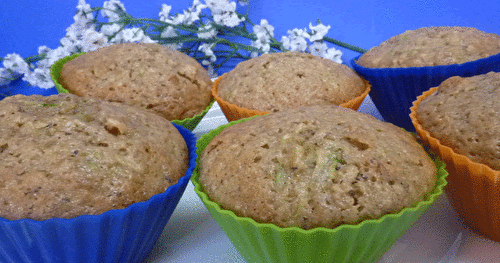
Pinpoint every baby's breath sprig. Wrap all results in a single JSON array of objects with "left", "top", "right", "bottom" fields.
[{"left": 0, "top": 0, "right": 367, "bottom": 89}]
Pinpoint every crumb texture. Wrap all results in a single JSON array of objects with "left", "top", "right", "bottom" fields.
[
  {"left": 357, "top": 26, "right": 500, "bottom": 68},
  {"left": 0, "top": 94, "right": 188, "bottom": 220},
  {"left": 417, "top": 71, "right": 500, "bottom": 170},
  {"left": 217, "top": 52, "right": 367, "bottom": 112},
  {"left": 199, "top": 105, "right": 436, "bottom": 229},
  {"left": 59, "top": 43, "right": 212, "bottom": 120}
]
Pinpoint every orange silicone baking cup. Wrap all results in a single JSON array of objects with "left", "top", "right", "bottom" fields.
[
  {"left": 212, "top": 74, "right": 371, "bottom": 122},
  {"left": 410, "top": 87, "right": 500, "bottom": 241}
]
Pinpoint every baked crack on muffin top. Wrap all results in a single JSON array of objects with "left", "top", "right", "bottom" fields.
[
  {"left": 417, "top": 71, "right": 500, "bottom": 170},
  {"left": 357, "top": 26, "right": 500, "bottom": 68},
  {"left": 59, "top": 43, "right": 213, "bottom": 121},
  {"left": 217, "top": 52, "right": 367, "bottom": 112},
  {"left": 199, "top": 105, "right": 437, "bottom": 229},
  {"left": 0, "top": 94, "right": 188, "bottom": 220}
]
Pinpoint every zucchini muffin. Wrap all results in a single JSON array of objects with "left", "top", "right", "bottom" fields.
[
  {"left": 357, "top": 26, "right": 500, "bottom": 68},
  {"left": 411, "top": 71, "right": 500, "bottom": 241},
  {"left": 198, "top": 105, "right": 437, "bottom": 229},
  {"left": 58, "top": 43, "right": 212, "bottom": 121},
  {"left": 216, "top": 52, "right": 369, "bottom": 113},
  {"left": 352, "top": 26, "right": 500, "bottom": 131},
  {"left": 416, "top": 71, "right": 500, "bottom": 170},
  {"left": 0, "top": 94, "right": 189, "bottom": 221}
]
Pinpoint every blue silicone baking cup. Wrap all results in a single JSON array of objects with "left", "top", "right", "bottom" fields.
[
  {"left": 0, "top": 123, "right": 197, "bottom": 263},
  {"left": 351, "top": 53, "right": 500, "bottom": 131}
]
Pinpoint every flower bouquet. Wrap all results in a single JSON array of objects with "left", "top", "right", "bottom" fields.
[{"left": 0, "top": 0, "right": 366, "bottom": 91}]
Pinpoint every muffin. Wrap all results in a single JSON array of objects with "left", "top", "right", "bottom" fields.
[
  {"left": 411, "top": 71, "right": 500, "bottom": 241},
  {"left": 0, "top": 94, "right": 198, "bottom": 262},
  {"left": 352, "top": 26, "right": 500, "bottom": 130},
  {"left": 213, "top": 52, "right": 371, "bottom": 121},
  {"left": 51, "top": 43, "right": 213, "bottom": 130},
  {"left": 193, "top": 105, "right": 448, "bottom": 262}
]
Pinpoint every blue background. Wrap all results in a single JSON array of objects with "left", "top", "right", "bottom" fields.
[
  {"left": 0, "top": 2, "right": 499, "bottom": 261},
  {"left": 0, "top": 0, "right": 499, "bottom": 93}
]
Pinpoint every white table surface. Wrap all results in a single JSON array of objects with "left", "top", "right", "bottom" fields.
[{"left": 144, "top": 96, "right": 500, "bottom": 263}]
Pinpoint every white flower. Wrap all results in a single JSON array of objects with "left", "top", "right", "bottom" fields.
[
  {"left": 205, "top": 0, "right": 228, "bottom": 11},
  {"left": 35, "top": 46, "right": 72, "bottom": 69},
  {"left": 253, "top": 19, "right": 274, "bottom": 38},
  {"left": 47, "top": 47, "right": 72, "bottom": 66},
  {"left": 214, "top": 11, "right": 245, "bottom": 27},
  {"left": 290, "top": 28, "right": 310, "bottom": 40},
  {"left": 60, "top": 1, "right": 111, "bottom": 54},
  {"left": 323, "top": 47, "right": 343, "bottom": 64},
  {"left": 64, "top": 14, "right": 110, "bottom": 52},
  {"left": 282, "top": 36, "right": 308, "bottom": 52},
  {"left": 3, "top": 53, "right": 30, "bottom": 75},
  {"left": 161, "top": 27, "right": 182, "bottom": 50},
  {"left": 141, "top": 35, "right": 156, "bottom": 44},
  {"left": 77, "top": 29, "right": 110, "bottom": 52},
  {"left": 308, "top": 42, "right": 328, "bottom": 57},
  {"left": 161, "top": 26, "right": 178, "bottom": 38},
  {"left": 123, "top": 28, "right": 146, "bottom": 43},
  {"left": 206, "top": 0, "right": 245, "bottom": 27},
  {"left": 76, "top": 0, "right": 94, "bottom": 21},
  {"left": 59, "top": 36, "right": 78, "bottom": 54},
  {"left": 281, "top": 28, "right": 311, "bottom": 52},
  {"left": 113, "top": 28, "right": 156, "bottom": 44},
  {"left": 65, "top": 13, "right": 98, "bottom": 44},
  {"left": 198, "top": 24, "right": 217, "bottom": 39},
  {"left": 38, "top": 46, "right": 51, "bottom": 55},
  {"left": 23, "top": 68, "right": 54, "bottom": 89},
  {"left": 170, "top": 13, "right": 188, "bottom": 25},
  {"left": 200, "top": 61, "right": 217, "bottom": 78},
  {"left": 77, "top": 0, "right": 92, "bottom": 13},
  {"left": 102, "top": 0, "right": 126, "bottom": 22},
  {"left": 101, "top": 24, "right": 122, "bottom": 36},
  {"left": 281, "top": 36, "right": 291, "bottom": 50},
  {"left": 168, "top": 0, "right": 206, "bottom": 25},
  {"left": 252, "top": 35, "right": 271, "bottom": 53},
  {"left": 165, "top": 43, "right": 182, "bottom": 51},
  {"left": 308, "top": 22, "right": 330, "bottom": 42},
  {"left": 206, "top": 63, "right": 217, "bottom": 79},
  {"left": 251, "top": 19, "right": 274, "bottom": 53},
  {"left": 199, "top": 43, "right": 216, "bottom": 62},
  {"left": 65, "top": 25, "right": 81, "bottom": 42},
  {"left": 238, "top": 0, "right": 248, "bottom": 6},
  {"left": 187, "top": 0, "right": 207, "bottom": 24},
  {"left": 200, "top": 60, "right": 217, "bottom": 78},
  {"left": 159, "top": 4, "right": 173, "bottom": 22}
]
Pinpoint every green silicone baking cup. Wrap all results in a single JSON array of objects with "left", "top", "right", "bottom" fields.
[
  {"left": 192, "top": 117, "right": 448, "bottom": 263},
  {"left": 50, "top": 53, "right": 213, "bottom": 131}
]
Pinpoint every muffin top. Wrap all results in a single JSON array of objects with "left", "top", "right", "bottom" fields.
[
  {"left": 357, "top": 26, "right": 500, "bottom": 68},
  {"left": 59, "top": 43, "right": 213, "bottom": 121},
  {"left": 216, "top": 52, "right": 367, "bottom": 112},
  {"left": 199, "top": 105, "right": 436, "bottom": 229},
  {"left": 0, "top": 94, "right": 189, "bottom": 220},
  {"left": 417, "top": 71, "right": 500, "bottom": 170}
]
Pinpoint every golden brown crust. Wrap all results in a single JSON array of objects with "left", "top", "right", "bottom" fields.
[
  {"left": 59, "top": 43, "right": 212, "bottom": 121},
  {"left": 217, "top": 52, "right": 367, "bottom": 112},
  {"left": 357, "top": 26, "right": 500, "bottom": 68},
  {"left": 0, "top": 94, "right": 188, "bottom": 220},
  {"left": 199, "top": 105, "right": 436, "bottom": 229},
  {"left": 417, "top": 71, "right": 500, "bottom": 170}
]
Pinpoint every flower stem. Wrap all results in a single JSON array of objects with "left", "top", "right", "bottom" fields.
[{"left": 323, "top": 36, "right": 367, "bottom": 54}]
